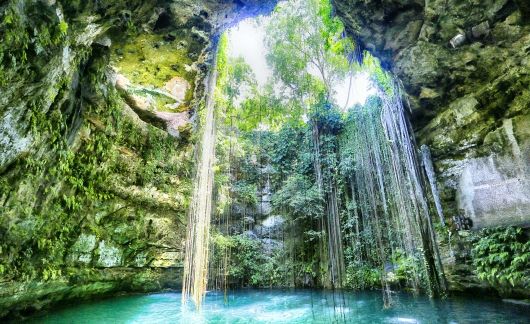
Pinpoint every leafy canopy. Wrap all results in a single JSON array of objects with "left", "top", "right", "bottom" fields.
[{"left": 265, "top": 0, "right": 352, "bottom": 112}]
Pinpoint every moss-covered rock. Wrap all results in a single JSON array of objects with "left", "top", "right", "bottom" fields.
[{"left": 67, "top": 233, "right": 97, "bottom": 265}]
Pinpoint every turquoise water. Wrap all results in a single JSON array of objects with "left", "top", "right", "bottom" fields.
[{"left": 29, "top": 290, "right": 529, "bottom": 323}]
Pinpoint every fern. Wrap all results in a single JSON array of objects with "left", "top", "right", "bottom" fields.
[{"left": 472, "top": 227, "right": 530, "bottom": 288}]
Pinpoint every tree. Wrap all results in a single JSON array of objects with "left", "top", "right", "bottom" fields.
[
  {"left": 265, "top": 0, "right": 352, "bottom": 288},
  {"left": 265, "top": 0, "right": 351, "bottom": 108}
]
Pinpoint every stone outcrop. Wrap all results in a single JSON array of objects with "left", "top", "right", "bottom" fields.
[
  {"left": 335, "top": 0, "right": 530, "bottom": 227},
  {"left": 114, "top": 73, "right": 192, "bottom": 137}
]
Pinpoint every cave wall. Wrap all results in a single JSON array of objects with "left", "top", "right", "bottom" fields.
[
  {"left": 0, "top": 0, "right": 275, "bottom": 319},
  {"left": 334, "top": 0, "right": 530, "bottom": 229},
  {"left": 334, "top": 0, "right": 530, "bottom": 296}
]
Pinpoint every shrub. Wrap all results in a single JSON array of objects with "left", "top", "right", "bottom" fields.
[
  {"left": 345, "top": 263, "right": 381, "bottom": 290},
  {"left": 472, "top": 226, "right": 530, "bottom": 288}
]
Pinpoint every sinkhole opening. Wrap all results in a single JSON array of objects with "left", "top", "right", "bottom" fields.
[{"left": 182, "top": 0, "right": 447, "bottom": 312}]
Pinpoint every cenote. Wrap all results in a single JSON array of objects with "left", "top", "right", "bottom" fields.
[{"left": 1, "top": 0, "right": 530, "bottom": 322}]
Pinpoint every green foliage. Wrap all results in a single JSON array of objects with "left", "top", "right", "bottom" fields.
[
  {"left": 237, "top": 87, "right": 301, "bottom": 131},
  {"left": 0, "top": 1, "right": 72, "bottom": 86},
  {"left": 212, "top": 233, "right": 291, "bottom": 287},
  {"left": 229, "top": 235, "right": 265, "bottom": 286},
  {"left": 217, "top": 33, "right": 229, "bottom": 69},
  {"left": 363, "top": 52, "right": 393, "bottom": 95},
  {"left": 345, "top": 264, "right": 381, "bottom": 290},
  {"left": 338, "top": 96, "right": 382, "bottom": 175},
  {"left": 391, "top": 249, "right": 420, "bottom": 283},
  {"left": 266, "top": 124, "right": 307, "bottom": 175},
  {"left": 472, "top": 227, "right": 530, "bottom": 288},
  {"left": 216, "top": 37, "right": 293, "bottom": 131},
  {"left": 232, "top": 181, "right": 258, "bottom": 207},
  {"left": 58, "top": 21, "right": 69, "bottom": 36},
  {"left": 265, "top": 0, "right": 351, "bottom": 107},
  {"left": 312, "top": 101, "right": 343, "bottom": 135},
  {"left": 210, "top": 0, "right": 426, "bottom": 292},
  {"left": 273, "top": 175, "right": 323, "bottom": 221}
]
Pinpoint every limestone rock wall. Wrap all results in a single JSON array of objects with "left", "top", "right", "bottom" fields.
[
  {"left": 335, "top": 0, "right": 530, "bottom": 228},
  {"left": 0, "top": 0, "right": 275, "bottom": 319}
]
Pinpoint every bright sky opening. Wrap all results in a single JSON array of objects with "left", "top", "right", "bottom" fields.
[{"left": 226, "top": 18, "right": 376, "bottom": 109}]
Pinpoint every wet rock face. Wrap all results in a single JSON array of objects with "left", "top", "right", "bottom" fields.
[
  {"left": 67, "top": 234, "right": 97, "bottom": 265},
  {"left": 96, "top": 241, "right": 123, "bottom": 268},
  {"left": 334, "top": 0, "right": 530, "bottom": 229},
  {"left": 456, "top": 153, "right": 530, "bottom": 229}
]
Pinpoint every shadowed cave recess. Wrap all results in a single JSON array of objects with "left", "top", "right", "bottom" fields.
[{"left": 0, "top": 0, "right": 529, "bottom": 321}]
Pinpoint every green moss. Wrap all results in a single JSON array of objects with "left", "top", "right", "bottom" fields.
[
  {"left": 0, "top": 42, "right": 193, "bottom": 283},
  {"left": 111, "top": 33, "right": 194, "bottom": 90},
  {"left": 0, "top": 1, "right": 71, "bottom": 87}
]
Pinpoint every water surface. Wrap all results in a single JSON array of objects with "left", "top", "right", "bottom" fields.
[{"left": 28, "top": 289, "right": 530, "bottom": 323}]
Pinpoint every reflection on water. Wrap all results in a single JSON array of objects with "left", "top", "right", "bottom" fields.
[{"left": 28, "top": 289, "right": 530, "bottom": 323}]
